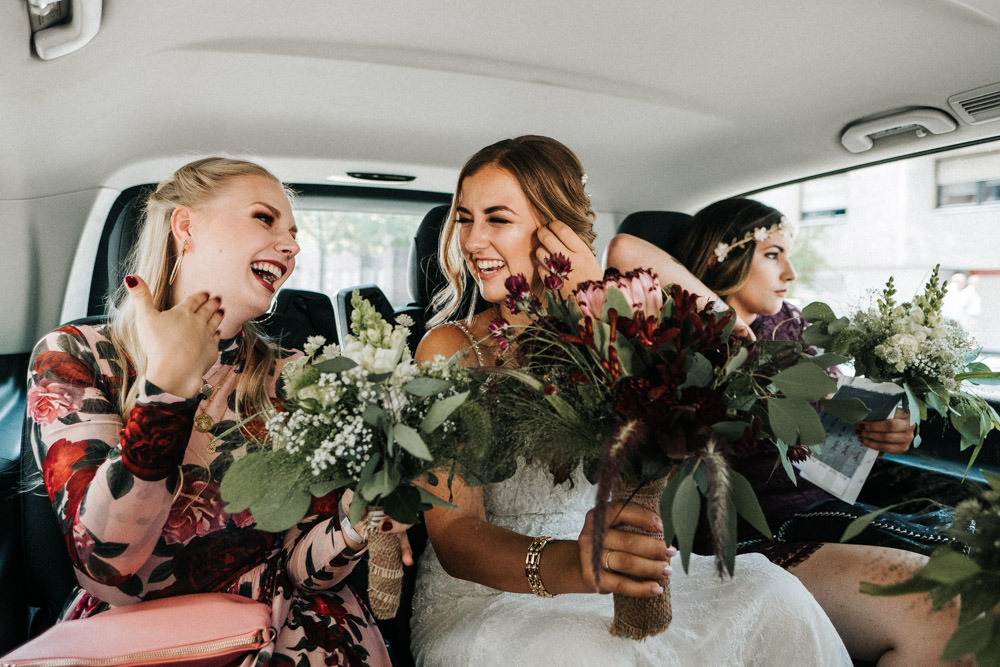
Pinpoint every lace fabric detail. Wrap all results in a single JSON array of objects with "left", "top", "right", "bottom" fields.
[{"left": 411, "top": 460, "right": 851, "bottom": 666}]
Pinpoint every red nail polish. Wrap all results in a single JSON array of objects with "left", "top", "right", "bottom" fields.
[
  {"left": 124, "top": 275, "right": 138, "bottom": 288},
  {"left": 380, "top": 519, "right": 394, "bottom": 532}
]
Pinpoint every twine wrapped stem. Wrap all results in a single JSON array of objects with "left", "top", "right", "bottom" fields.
[
  {"left": 608, "top": 476, "right": 672, "bottom": 639},
  {"left": 365, "top": 508, "right": 404, "bottom": 620}
]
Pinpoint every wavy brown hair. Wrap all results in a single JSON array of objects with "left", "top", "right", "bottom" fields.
[{"left": 430, "top": 135, "right": 596, "bottom": 326}]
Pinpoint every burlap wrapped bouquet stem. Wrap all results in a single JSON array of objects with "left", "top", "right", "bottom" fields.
[
  {"left": 608, "top": 476, "right": 671, "bottom": 639},
  {"left": 366, "top": 509, "right": 404, "bottom": 620}
]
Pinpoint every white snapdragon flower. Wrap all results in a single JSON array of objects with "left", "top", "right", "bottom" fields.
[{"left": 303, "top": 335, "right": 327, "bottom": 357}]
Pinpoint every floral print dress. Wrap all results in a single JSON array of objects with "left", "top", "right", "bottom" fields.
[{"left": 26, "top": 322, "right": 390, "bottom": 666}]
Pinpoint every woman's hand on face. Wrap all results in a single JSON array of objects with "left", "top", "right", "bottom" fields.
[
  {"left": 578, "top": 501, "right": 673, "bottom": 597},
  {"left": 125, "top": 275, "right": 223, "bottom": 398},
  {"left": 536, "top": 220, "right": 603, "bottom": 295},
  {"left": 855, "top": 407, "right": 915, "bottom": 454}
]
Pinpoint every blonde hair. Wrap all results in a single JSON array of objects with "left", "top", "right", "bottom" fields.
[
  {"left": 108, "top": 157, "right": 288, "bottom": 421},
  {"left": 673, "top": 198, "right": 785, "bottom": 297},
  {"left": 429, "top": 135, "right": 596, "bottom": 326}
]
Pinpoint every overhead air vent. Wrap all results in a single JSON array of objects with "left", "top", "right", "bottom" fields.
[{"left": 949, "top": 82, "right": 1000, "bottom": 125}]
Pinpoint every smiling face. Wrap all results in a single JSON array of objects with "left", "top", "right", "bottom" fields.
[
  {"left": 456, "top": 164, "right": 544, "bottom": 313},
  {"left": 724, "top": 230, "right": 796, "bottom": 324},
  {"left": 171, "top": 174, "right": 298, "bottom": 336}
]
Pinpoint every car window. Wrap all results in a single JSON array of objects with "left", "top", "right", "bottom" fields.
[
  {"left": 283, "top": 188, "right": 450, "bottom": 307},
  {"left": 753, "top": 139, "right": 1000, "bottom": 386}
]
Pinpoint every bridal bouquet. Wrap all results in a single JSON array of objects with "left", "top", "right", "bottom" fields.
[
  {"left": 221, "top": 291, "right": 489, "bottom": 618},
  {"left": 489, "top": 256, "right": 863, "bottom": 639},
  {"left": 802, "top": 265, "right": 1000, "bottom": 465}
]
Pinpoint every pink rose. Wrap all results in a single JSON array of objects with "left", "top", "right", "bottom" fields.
[
  {"left": 163, "top": 479, "right": 228, "bottom": 545},
  {"left": 27, "top": 378, "right": 84, "bottom": 425},
  {"left": 574, "top": 281, "right": 607, "bottom": 319}
]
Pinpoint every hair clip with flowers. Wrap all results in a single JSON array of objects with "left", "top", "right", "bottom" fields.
[{"left": 711, "top": 217, "right": 794, "bottom": 265}]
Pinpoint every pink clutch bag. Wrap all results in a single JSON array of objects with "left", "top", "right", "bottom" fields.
[{"left": 1, "top": 593, "right": 274, "bottom": 666}]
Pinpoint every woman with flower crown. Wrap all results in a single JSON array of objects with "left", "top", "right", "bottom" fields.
[
  {"left": 410, "top": 136, "right": 851, "bottom": 666},
  {"left": 23, "top": 158, "right": 397, "bottom": 665},
  {"left": 607, "top": 197, "right": 970, "bottom": 665}
]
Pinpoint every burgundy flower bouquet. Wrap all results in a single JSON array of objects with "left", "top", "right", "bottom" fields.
[{"left": 489, "top": 255, "right": 866, "bottom": 639}]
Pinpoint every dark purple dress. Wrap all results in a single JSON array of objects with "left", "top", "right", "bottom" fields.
[{"left": 696, "top": 302, "right": 829, "bottom": 568}]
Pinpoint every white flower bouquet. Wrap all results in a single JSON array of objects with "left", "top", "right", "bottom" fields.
[
  {"left": 803, "top": 265, "right": 1000, "bottom": 464},
  {"left": 221, "top": 290, "right": 491, "bottom": 617}
]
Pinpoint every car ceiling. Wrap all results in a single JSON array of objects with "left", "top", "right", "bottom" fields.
[{"left": 3, "top": 0, "right": 1000, "bottom": 352}]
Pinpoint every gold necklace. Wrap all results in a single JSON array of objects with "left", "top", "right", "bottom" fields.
[{"left": 193, "top": 365, "right": 236, "bottom": 434}]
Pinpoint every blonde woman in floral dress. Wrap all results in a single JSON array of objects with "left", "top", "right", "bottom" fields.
[
  {"left": 607, "top": 197, "right": 970, "bottom": 665},
  {"left": 409, "top": 136, "right": 851, "bottom": 666},
  {"left": 25, "top": 158, "right": 392, "bottom": 666}
]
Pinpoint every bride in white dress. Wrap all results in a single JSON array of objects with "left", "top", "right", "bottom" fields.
[
  {"left": 411, "top": 136, "right": 850, "bottom": 666},
  {"left": 412, "top": 461, "right": 850, "bottom": 666}
]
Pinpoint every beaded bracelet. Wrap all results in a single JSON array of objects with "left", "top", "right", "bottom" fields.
[{"left": 525, "top": 535, "right": 557, "bottom": 598}]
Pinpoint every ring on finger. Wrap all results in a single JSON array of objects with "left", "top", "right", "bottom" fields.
[{"left": 603, "top": 549, "right": 613, "bottom": 572}]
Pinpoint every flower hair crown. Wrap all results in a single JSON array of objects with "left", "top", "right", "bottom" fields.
[{"left": 711, "top": 217, "right": 794, "bottom": 265}]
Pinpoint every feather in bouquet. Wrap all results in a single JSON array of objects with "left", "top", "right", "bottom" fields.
[
  {"left": 488, "top": 255, "right": 864, "bottom": 639},
  {"left": 220, "top": 290, "right": 491, "bottom": 618},
  {"left": 802, "top": 264, "right": 1000, "bottom": 468}
]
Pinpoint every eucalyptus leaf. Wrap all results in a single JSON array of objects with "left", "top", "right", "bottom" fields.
[
  {"left": 730, "top": 470, "right": 771, "bottom": 539},
  {"left": 679, "top": 352, "right": 713, "bottom": 390},
  {"left": 220, "top": 451, "right": 278, "bottom": 512},
  {"left": 396, "top": 422, "right": 433, "bottom": 460},
  {"left": 771, "top": 363, "right": 837, "bottom": 400},
  {"left": 363, "top": 402, "right": 388, "bottom": 428},
  {"left": 942, "top": 611, "right": 994, "bottom": 661},
  {"left": 801, "top": 301, "right": 836, "bottom": 323},
  {"left": 841, "top": 506, "right": 891, "bottom": 542},
  {"left": 359, "top": 465, "right": 401, "bottom": 504},
  {"left": 859, "top": 575, "right": 938, "bottom": 597},
  {"left": 723, "top": 346, "right": 749, "bottom": 376},
  {"left": 903, "top": 382, "right": 927, "bottom": 423},
  {"left": 809, "top": 352, "right": 849, "bottom": 368},
  {"left": 819, "top": 397, "right": 870, "bottom": 423},
  {"left": 422, "top": 390, "right": 470, "bottom": 433},
  {"left": 309, "top": 478, "right": 354, "bottom": 498},
  {"left": 956, "top": 573, "right": 1000, "bottom": 624},
  {"left": 672, "top": 474, "right": 700, "bottom": 573},
  {"left": 383, "top": 485, "right": 422, "bottom": 524},
  {"left": 248, "top": 470, "right": 312, "bottom": 532},
  {"left": 405, "top": 376, "right": 454, "bottom": 397},
  {"left": 919, "top": 549, "right": 981, "bottom": 584},
  {"left": 775, "top": 442, "right": 797, "bottom": 483},
  {"left": 416, "top": 485, "right": 459, "bottom": 511},
  {"left": 659, "top": 464, "right": 689, "bottom": 544},
  {"left": 312, "top": 356, "right": 358, "bottom": 374},
  {"left": 768, "top": 397, "right": 826, "bottom": 446}
]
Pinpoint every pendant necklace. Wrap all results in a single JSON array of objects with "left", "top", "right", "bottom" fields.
[{"left": 194, "top": 365, "right": 235, "bottom": 434}]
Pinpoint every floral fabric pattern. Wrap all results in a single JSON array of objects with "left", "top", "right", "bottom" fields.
[{"left": 27, "top": 323, "right": 389, "bottom": 666}]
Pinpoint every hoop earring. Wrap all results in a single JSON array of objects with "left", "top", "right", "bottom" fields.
[
  {"left": 168, "top": 240, "right": 188, "bottom": 286},
  {"left": 254, "top": 308, "right": 277, "bottom": 326}
]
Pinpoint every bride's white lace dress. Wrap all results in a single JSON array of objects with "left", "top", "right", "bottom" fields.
[{"left": 411, "top": 461, "right": 851, "bottom": 666}]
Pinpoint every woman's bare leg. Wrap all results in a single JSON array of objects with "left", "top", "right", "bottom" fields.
[{"left": 789, "top": 543, "right": 971, "bottom": 666}]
